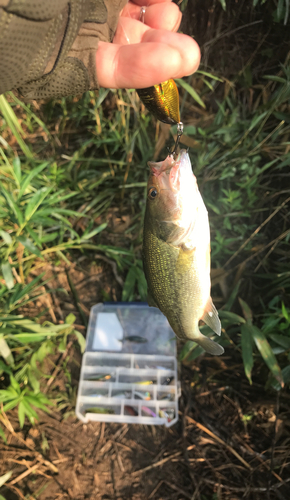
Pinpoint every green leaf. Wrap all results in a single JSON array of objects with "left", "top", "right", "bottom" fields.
[
  {"left": 238, "top": 298, "right": 253, "bottom": 324},
  {"left": 224, "top": 281, "right": 241, "bottom": 311},
  {"left": 241, "top": 324, "right": 254, "bottom": 384},
  {"left": 0, "top": 337, "right": 14, "bottom": 365},
  {"left": 12, "top": 157, "right": 21, "bottom": 186},
  {"left": 0, "top": 185, "right": 23, "bottom": 225},
  {"left": 0, "top": 470, "right": 13, "bottom": 488},
  {"left": 12, "top": 333, "right": 57, "bottom": 343},
  {"left": 82, "top": 223, "right": 108, "bottom": 240},
  {"left": 175, "top": 78, "right": 206, "bottom": 108},
  {"left": 22, "top": 398, "right": 39, "bottom": 423},
  {"left": 271, "top": 365, "right": 290, "bottom": 391},
  {"left": 18, "top": 162, "right": 49, "bottom": 199},
  {"left": 0, "top": 426, "right": 7, "bottom": 444},
  {"left": 218, "top": 0, "right": 226, "bottom": 10},
  {"left": 179, "top": 340, "right": 197, "bottom": 361},
  {"left": 0, "top": 94, "right": 32, "bottom": 158},
  {"left": 0, "top": 230, "right": 12, "bottom": 245},
  {"left": 185, "top": 344, "right": 205, "bottom": 362},
  {"left": 10, "top": 375, "right": 21, "bottom": 394},
  {"left": 122, "top": 266, "right": 137, "bottom": 301},
  {"left": 1, "top": 263, "right": 14, "bottom": 290},
  {"left": 196, "top": 70, "right": 223, "bottom": 82},
  {"left": 219, "top": 310, "right": 246, "bottom": 325},
  {"left": 18, "top": 401, "right": 26, "bottom": 428},
  {"left": 135, "top": 267, "right": 147, "bottom": 301},
  {"left": 269, "top": 334, "right": 290, "bottom": 350},
  {"left": 16, "top": 236, "right": 43, "bottom": 258},
  {"left": 24, "top": 187, "right": 51, "bottom": 221},
  {"left": 250, "top": 324, "right": 284, "bottom": 387},
  {"left": 65, "top": 313, "right": 76, "bottom": 325},
  {"left": 281, "top": 302, "right": 289, "bottom": 322},
  {"left": 28, "top": 369, "right": 40, "bottom": 393},
  {"left": 248, "top": 111, "right": 268, "bottom": 131},
  {"left": 74, "top": 329, "right": 86, "bottom": 353}
]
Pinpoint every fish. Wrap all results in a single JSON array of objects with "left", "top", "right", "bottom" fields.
[
  {"left": 142, "top": 149, "right": 224, "bottom": 356},
  {"left": 137, "top": 79, "right": 180, "bottom": 125}
]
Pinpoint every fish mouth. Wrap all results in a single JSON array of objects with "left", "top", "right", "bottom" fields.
[
  {"left": 149, "top": 150, "right": 191, "bottom": 193},
  {"left": 165, "top": 150, "right": 191, "bottom": 192}
]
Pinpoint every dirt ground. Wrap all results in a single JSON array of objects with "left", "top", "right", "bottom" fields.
[{"left": 1, "top": 263, "right": 290, "bottom": 500}]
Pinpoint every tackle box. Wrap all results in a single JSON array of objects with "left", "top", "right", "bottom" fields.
[{"left": 75, "top": 303, "right": 180, "bottom": 427}]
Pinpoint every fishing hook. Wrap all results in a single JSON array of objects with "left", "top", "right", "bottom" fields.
[{"left": 170, "top": 121, "right": 184, "bottom": 157}]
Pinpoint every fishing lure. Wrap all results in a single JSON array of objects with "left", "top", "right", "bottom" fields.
[
  {"left": 124, "top": 405, "right": 138, "bottom": 416},
  {"left": 85, "top": 374, "right": 111, "bottom": 381},
  {"left": 120, "top": 335, "right": 148, "bottom": 343},
  {"left": 141, "top": 406, "right": 157, "bottom": 418},
  {"left": 134, "top": 391, "right": 151, "bottom": 400},
  {"left": 137, "top": 6, "right": 183, "bottom": 154},
  {"left": 136, "top": 380, "right": 155, "bottom": 385},
  {"left": 85, "top": 407, "right": 115, "bottom": 414},
  {"left": 161, "top": 376, "right": 174, "bottom": 386},
  {"left": 137, "top": 79, "right": 180, "bottom": 125}
]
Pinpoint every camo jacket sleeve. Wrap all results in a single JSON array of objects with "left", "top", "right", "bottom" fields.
[{"left": 0, "top": 0, "right": 127, "bottom": 99}]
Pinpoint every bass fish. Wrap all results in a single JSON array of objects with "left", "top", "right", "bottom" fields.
[{"left": 143, "top": 150, "right": 224, "bottom": 356}]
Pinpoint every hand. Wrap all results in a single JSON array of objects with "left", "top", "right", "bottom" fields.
[{"left": 96, "top": 0, "right": 200, "bottom": 89}]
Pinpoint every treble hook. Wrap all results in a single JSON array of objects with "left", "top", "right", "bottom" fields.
[{"left": 170, "top": 121, "right": 184, "bottom": 157}]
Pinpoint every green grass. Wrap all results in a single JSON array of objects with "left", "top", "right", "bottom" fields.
[{"left": 0, "top": 50, "right": 290, "bottom": 429}]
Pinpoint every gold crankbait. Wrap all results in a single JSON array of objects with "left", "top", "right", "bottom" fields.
[
  {"left": 137, "top": 79, "right": 180, "bottom": 125},
  {"left": 136, "top": 6, "right": 183, "bottom": 153}
]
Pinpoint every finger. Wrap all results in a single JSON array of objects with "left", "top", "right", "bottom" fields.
[
  {"left": 114, "top": 17, "right": 149, "bottom": 45},
  {"left": 127, "top": 0, "right": 173, "bottom": 6},
  {"left": 96, "top": 33, "right": 200, "bottom": 89},
  {"left": 121, "top": 2, "right": 182, "bottom": 31}
]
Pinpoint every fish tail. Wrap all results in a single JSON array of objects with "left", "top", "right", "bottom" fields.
[{"left": 189, "top": 326, "right": 224, "bottom": 356}]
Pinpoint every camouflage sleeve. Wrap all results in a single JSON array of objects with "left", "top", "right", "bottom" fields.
[{"left": 0, "top": 0, "right": 127, "bottom": 99}]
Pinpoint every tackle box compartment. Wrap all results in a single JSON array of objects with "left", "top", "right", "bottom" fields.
[{"left": 75, "top": 303, "right": 180, "bottom": 427}]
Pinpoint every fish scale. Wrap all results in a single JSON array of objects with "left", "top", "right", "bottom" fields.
[{"left": 143, "top": 230, "right": 205, "bottom": 340}]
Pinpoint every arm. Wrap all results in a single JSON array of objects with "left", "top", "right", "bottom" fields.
[{"left": 0, "top": 0, "right": 126, "bottom": 99}]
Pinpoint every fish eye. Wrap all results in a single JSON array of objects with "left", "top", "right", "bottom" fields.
[{"left": 148, "top": 187, "right": 158, "bottom": 200}]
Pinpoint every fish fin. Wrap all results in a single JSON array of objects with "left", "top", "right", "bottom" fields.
[
  {"left": 175, "top": 246, "right": 195, "bottom": 275},
  {"left": 191, "top": 329, "right": 224, "bottom": 356},
  {"left": 201, "top": 297, "right": 221, "bottom": 336},
  {"left": 147, "top": 291, "right": 158, "bottom": 308}
]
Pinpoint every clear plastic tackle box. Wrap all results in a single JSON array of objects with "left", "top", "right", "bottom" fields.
[{"left": 75, "top": 303, "right": 180, "bottom": 427}]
